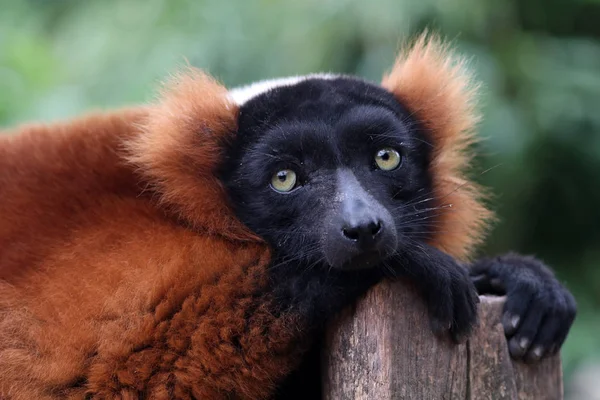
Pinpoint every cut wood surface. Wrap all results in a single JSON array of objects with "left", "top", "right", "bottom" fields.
[{"left": 323, "top": 279, "right": 563, "bottom": 400}]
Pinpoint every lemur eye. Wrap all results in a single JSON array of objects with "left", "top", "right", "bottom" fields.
[
  {"left": 270, "top": 169, "right": 298, "bottom": 193},
  {"left": 374, "top": 148, "right": 402, "bottom": 171}
]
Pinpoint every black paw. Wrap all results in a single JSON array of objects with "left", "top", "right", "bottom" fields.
[
  {"left": 423, "top": 258, "right": 480, "bottom": 343},
  {"left": 470, "top": 253, "right": 577, "bottom": 362}
]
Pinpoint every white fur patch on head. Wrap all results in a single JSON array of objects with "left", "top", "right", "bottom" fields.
[{"left": 228, "top": 73, "right": 340, "bottom": 105}]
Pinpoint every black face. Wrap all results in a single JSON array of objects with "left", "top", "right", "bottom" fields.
[{"left": 219, "top": 77, "right": 435, "bottom": 271}]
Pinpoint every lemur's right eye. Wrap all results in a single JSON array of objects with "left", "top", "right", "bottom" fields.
[{"left": 270, "top": 169, "right": 298, "bottom": 193}]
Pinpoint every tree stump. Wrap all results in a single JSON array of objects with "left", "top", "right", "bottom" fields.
[{"left": 323, "top": 279, "right": 563, "bottom": 399}]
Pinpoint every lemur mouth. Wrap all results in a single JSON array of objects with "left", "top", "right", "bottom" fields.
[{"left": 338, "top": 251, "right": 383, "bottom": 271}]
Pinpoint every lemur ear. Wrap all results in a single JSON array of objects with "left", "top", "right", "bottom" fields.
[
  {"left": 381, "top": 33, "right": 493, "bottom": 261},
  {"left": 125, "top": 67, "right": 261, "bottom": 242}
]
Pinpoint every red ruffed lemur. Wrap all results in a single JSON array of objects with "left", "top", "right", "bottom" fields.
[{"left": 0, "top": 34, "right": 576, "bottom": 399}]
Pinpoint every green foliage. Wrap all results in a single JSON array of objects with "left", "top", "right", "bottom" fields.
[{"left": 1, "top": 0, "right": 599, "bottom": 391}]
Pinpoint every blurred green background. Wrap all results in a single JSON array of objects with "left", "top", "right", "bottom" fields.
[{"left": 1, "top": 0, "right": 599, "bottom": 397}]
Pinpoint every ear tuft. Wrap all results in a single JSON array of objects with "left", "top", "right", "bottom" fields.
[
  {"left": 382, "top": 32, "right": 494, "bottom": 261},
  {"left": 125, "top": 67, "right": 260, "bottom": 242}
]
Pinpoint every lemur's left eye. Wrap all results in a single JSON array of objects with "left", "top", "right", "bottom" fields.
[
  {"left": 270, "top": 169, "right": 298, "bottom": 193},
  {"left": 374, "top": 148, "right": 402, "bottom": 171}
]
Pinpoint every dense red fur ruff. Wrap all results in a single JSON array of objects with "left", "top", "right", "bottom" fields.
[
  {"left": 382, "top": 33, "right": 493, "bottom": 261},
  {"left": 0, "top": 34, "right": 490, "bottom": 399},
  {"left": 0, "top": 73, "right": 304, "bottom": 399}
]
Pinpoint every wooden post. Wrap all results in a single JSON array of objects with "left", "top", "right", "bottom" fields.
[{"left": 323, "top": 279, "right": 563, "bottom": 400}]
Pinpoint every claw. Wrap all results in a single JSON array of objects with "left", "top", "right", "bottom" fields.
[
  {"left": 510, "top": 315, "right": 520, "bottom": 329},
  {"left": 502, "top": 312, "right": 520, "bottom": 335},
  {"left": 518, "top": 337, "right": 529, "bottom": 350}
]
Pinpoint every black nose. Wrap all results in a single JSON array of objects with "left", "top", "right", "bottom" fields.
[{"left": 342, "top": 220, "right": 383, "bottom": 246}]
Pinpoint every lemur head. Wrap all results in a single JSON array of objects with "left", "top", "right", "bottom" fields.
[
  {"left": 220, "top": 76, "right": 434, "bottom": 270},
  {"left": 130, "top": 34, "right": 491, "bottom": 269}
]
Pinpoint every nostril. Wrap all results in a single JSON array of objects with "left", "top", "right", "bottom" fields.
[
  {"left": 370, "top": 221, "right": 382, "bottom": 236},
  {"left": 342, "top": 227, "right": 360, "bottom": 241},
  {"left": 342, "top": 221, "right": 383, "bottom": 241}
]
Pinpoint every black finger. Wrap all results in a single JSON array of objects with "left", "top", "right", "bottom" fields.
[
  {"left": 508, "top": 297, "right": 547, "bottom": 359},
  {"left": 471, "top": 274, "right": 494, "bottom": 294},
  {"left": 450, "top": 282, "right": 479, "bottom": 343},
  {"left": 555, "top": 290, "right": 578, "bottom": 349},
  {"left": 502, "top": 285, "right": 534, "bottom": 337},
  {"left": 427, "top": 295, "right": 453, "bottom": 335},
  {"left": 552, "top": 309, "right": 576, "bottom": 353},
  {"left": 424, "top": 273, "right": 454, "bottom": 336},
  {"left": 471, "top": 273, "right": 506, "bottom": 295},
  {"left": 524, "top": 313, "right": 562, "bottom": 363},
  {"left": 534, "top": 289, "right": 577, "bottom": 358}
]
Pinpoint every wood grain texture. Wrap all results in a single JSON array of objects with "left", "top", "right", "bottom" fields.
[{"left": 323, "top": 281, "right": 563, "bottom": 400}]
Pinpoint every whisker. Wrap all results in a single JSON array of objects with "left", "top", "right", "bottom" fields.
[{"left": 395, "top": 204, "right": 454, "bottom": 217}]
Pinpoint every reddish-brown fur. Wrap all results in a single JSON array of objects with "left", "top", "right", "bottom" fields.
[
  {"left": 0, "top": 73, "right": 304, "bottom": 399},
  {"left": 0, "top": 34, "right": 490, "bottom": 399},
  {"left": 382, "top": 34, "right": 493, "bottom": 261}
]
